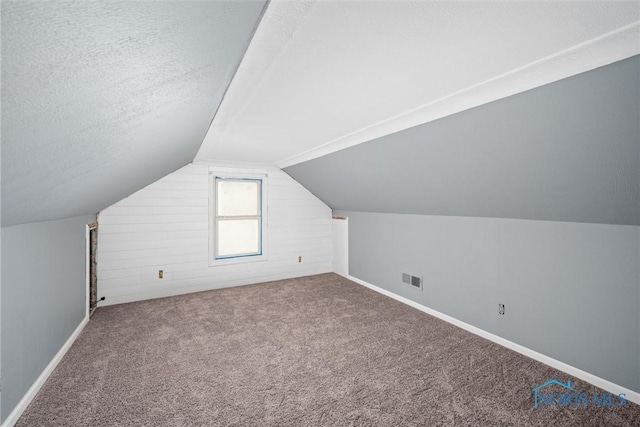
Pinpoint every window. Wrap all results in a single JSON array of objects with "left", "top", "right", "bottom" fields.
[{"left": 210, "top": 172, "right": 267, "bottom": 264}]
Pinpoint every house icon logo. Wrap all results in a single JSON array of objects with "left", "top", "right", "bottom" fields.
[
  {"left": 531, "top": 379, "right": 574, "bottom": 409},
  {"left": 531, "top": 378, "right": 627, "bottom": 409}
]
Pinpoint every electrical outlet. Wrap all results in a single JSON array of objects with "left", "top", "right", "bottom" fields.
[
  {"left": 298, "top": 256, "right": 302, "bottom": 263},
  {"left": 159, "top": 270, "right": 164, "bottom": 279},
  {"left": 498, "top": 303, "right": 505, "bottom": 315}
]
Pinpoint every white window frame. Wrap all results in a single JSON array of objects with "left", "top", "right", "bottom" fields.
[{"left": 209, "top": 170, "right": 268, "bottom": 266}]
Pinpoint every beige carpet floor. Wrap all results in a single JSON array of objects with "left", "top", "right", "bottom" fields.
[{"left": 17, "top": 273, "right": 640, "bottom": 426}]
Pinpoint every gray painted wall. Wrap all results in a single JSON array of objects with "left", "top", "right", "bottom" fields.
[
  {"left": 339, "top": 210, "right": 640, "bottom": 392},
  {"left": 1, "top": 214, "right": 95, "bottom": 422},
  {"left": 286, "top": 55, "right": 640, "bottom": 226}
]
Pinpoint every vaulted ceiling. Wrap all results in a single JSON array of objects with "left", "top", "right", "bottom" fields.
[
  {"left": 285, "top": 55, "right": 640, "bottom": 226},
  {"left": 1, "top": 1, "right": 267, "bottom": 226},
  {"left": 2, "top": 1, "right": 639, "bottom": 227},
  {"left": 195, "top": 1, "right": 639, "bottom": 167}
]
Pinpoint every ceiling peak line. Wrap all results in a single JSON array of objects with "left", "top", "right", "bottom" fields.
[
  {"left": 277, "top": 20, "right": 640, "bottom": 168},
  {"left": 195, "top": 0, "right": 271, "bottom": 163},
  {"left": 194, "top": 0, "right": 318, "bottom": 161}
]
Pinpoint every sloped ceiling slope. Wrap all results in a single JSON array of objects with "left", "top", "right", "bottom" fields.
[
  {"left": 285, "top": 56, "right": 640, "bottom": 226},
  {"left": 1, "top": 0, "right": 266, "bottom": 227},
  {"left": 196, "top": 1, "right": 639, "bottom": 167}
]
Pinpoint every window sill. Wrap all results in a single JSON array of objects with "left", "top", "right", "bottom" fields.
[{"left": 209, "top": 254, "right": 267, "bottom": 267}]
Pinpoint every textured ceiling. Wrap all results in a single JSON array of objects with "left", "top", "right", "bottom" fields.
[
  {"left": 195, "top": 1, "right": 639, "bottom": 167},
  {"left": 285, "top": 56, "right": 640, "bottom": 226},
  {"left": 1, "top": 1, "right": 266, "bottom": 226},
  {"left": 3, "top": 1, "right": 639, "bottom": 227}
]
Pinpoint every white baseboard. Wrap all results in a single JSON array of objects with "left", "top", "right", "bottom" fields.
[
  {"left": 100, "top": 268, "right": 333, "bottom": 307},
  {"left": 344, "top": 273, "right": 640, "bottom": 406},
  {"left": 2, "top": 316, "right": 89, "bottom": 427}
]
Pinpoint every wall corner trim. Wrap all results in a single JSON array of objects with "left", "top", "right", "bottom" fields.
[
  {"left": 1, "top": 315, "right": 89, "bottom": 427},
  {"left": 343, "top": 273, "right": 640, "bottom": 406}
]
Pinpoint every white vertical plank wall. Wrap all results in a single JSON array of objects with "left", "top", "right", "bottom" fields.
[{"left": 97, "top": 164, "right": 333, "bottom": 305}]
